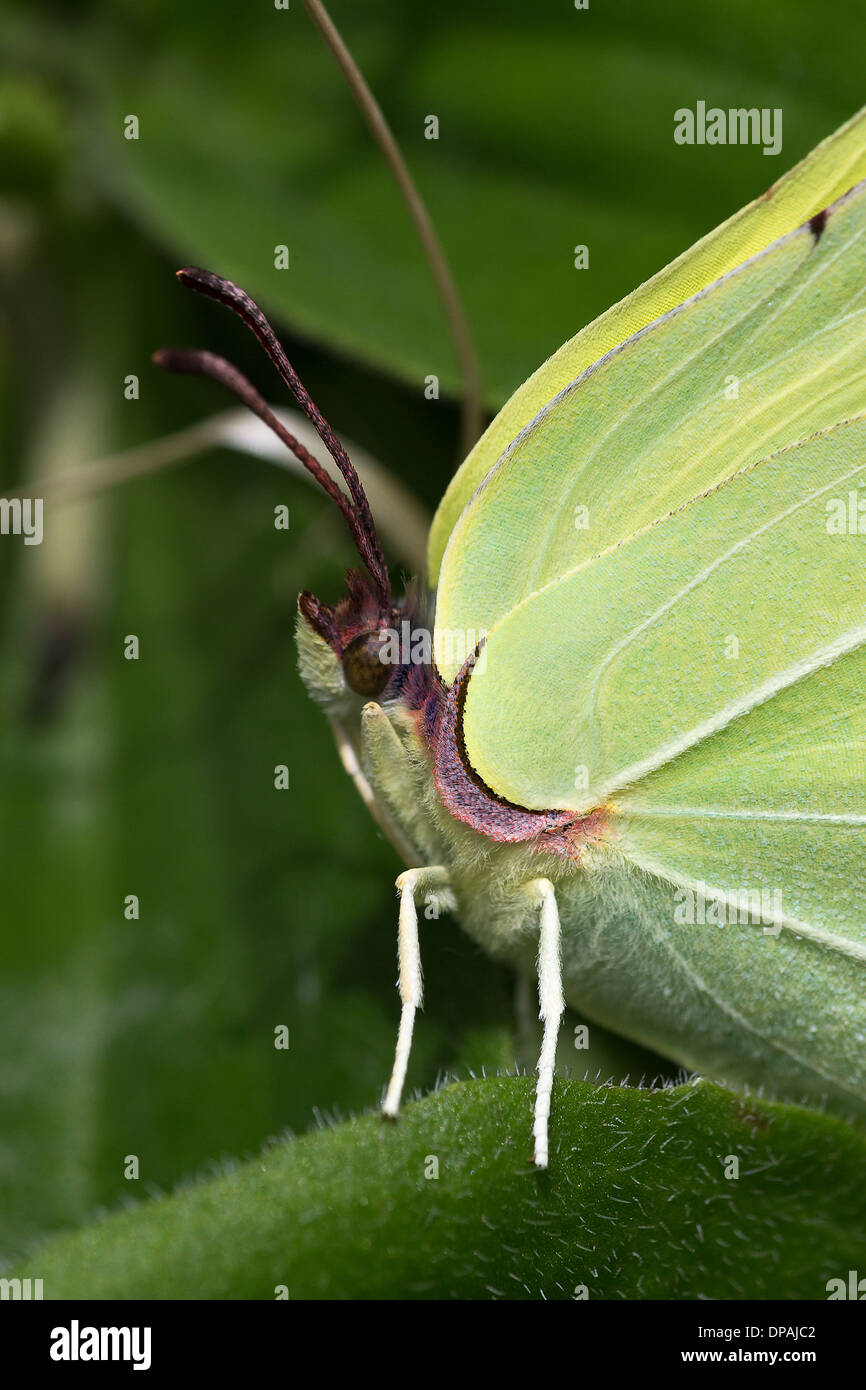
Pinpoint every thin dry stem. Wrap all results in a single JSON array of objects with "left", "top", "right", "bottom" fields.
[{"left": 300, "top": 0, "right": 483, "bottom": 458}]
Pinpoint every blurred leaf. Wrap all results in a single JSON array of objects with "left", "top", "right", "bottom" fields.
[
  {"left": 0, "top": 73, "right": 66, "bottom": 198},
  {"left": 13, "top": 1077, "right": 866, "bottom": 1299},
  {"left": 5, "top": 0, "right": 866, "bottom": 406}
]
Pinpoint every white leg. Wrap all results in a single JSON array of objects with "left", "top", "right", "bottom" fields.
[
  {"left": 528, "top": 879, "right": 564, "bottom": 1168},
  {"left": 382, "top": 866, "right": 452, "bottom": 1119}
]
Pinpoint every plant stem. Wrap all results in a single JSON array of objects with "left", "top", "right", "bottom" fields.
[{"left": 300, "top": 0, "right": 483, "bottom": 459}]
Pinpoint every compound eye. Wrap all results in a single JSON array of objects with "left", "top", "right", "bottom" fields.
[{"left": 342, "top": 629, "right": 392, "bottom": 697}]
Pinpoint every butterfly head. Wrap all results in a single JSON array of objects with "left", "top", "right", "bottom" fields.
[{"left": 295, "top": 569, "right": 398, "bottom": 713}]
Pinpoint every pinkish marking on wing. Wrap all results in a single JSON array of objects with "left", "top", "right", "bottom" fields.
[{"left": 426, "top": 652, "right": 608, "bottom": 860}]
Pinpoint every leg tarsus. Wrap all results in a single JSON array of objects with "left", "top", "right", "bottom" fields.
[
  {"left": 527, "top": 879, "right": 564, "bottom": 1168},
  {"left": 381, "top": 866, "right": 451, "bottom": 1120}
]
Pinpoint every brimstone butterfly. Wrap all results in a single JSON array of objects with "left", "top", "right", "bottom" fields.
[{"left": 156, "top": 104, "right": 866, "bottom": 1168}]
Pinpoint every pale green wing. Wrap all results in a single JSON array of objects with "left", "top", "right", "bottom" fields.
[
  {"left": 565, "top": 629, "right": 866, "bottom": 1116},
  {"left": 555, "top": 855, "right": 866, "bottom": 1118},
  {"left": 461, "top": 416, "right": 866, "bottom": 819},
  {"left": 434, "top": 179, "right": 866, "bottom": 682},
  {"left": 428, "top": 104, "right": 866, "bottom": 583},
  {"left": 612, "top": 644, "right": 866, "bottom": 953},
  {"left": 460, "top": 414, "right": 866, "bottom": 1100}
]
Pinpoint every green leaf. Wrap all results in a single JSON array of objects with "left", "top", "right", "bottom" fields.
[
  {"left": 5, "top": 0, "right": 866, "bottom": 406},
  {"left": 12, "top": 1077, "right": 866, "bottom": 1300}
]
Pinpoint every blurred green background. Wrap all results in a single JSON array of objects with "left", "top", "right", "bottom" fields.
[{"left": 1, "top": 0, "right": 865, "bottom": 1271}]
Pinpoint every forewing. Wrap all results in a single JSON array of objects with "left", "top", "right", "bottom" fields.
[
  {"left": 427, "top": 105, "right": 866, "bottom": 583},
  {"left": 461, "top": 416, "right": 866, "bottom": 830},
  {"left": 614, "top": 646, "right": 866, "bottom": 953},
  {"left": 566, "top": 658, "right": 866, "bottom": 1112},
  {"left": 435, "top": 180, "right": 866, "bottom": 681}
]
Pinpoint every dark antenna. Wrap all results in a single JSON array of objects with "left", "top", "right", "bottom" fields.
[
  {"left": 155, "top": 268, "right": 391, "bottom": 605},
  {"left": 152, "top": 345, "right": 383, "bottom": 588}
]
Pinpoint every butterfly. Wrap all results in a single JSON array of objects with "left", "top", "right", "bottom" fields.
[{"left": 156, "top": 104, "right": 866, "bottom": 1168}]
